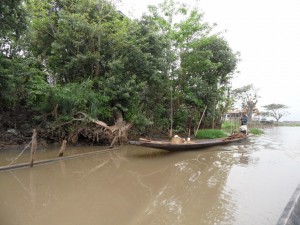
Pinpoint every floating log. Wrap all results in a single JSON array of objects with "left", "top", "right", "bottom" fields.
[{"left": 0, "top": 148, "right": 118, "bottom": 172}]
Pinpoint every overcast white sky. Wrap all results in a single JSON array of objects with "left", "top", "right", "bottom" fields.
[{"left": 119, "top": 0, "right": 300, "bottom": 121}]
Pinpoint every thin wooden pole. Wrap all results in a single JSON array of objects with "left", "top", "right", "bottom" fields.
[
  {"left": 58, "top": 139, "right": 67, "bottom": 157},
  {"left": 195, "top": 105, "right": 207, "bottom": 136},
  {"left": 30, "top": 129, "right": 37, "bottom": 167},
  {"left": 230, "top": 115, "right": 233, "bottom": 134},
  {"left": 169, "top": 76, "right": 173, "bottom": 139},
  {"left": 0, "top": 148, "right": 118, "bottom": 172},
  {"left": 109, "top": 136, "right": 118, "bottom": 149}
]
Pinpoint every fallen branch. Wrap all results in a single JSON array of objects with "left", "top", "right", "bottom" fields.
[
  {"left": 75, "top": 112, "right": 111, "bottom": 131},
  {"left": 8, "top": 140, "right": 32, "bottom": 166},
  {"left": 40, "top": 111, "right": 131, "bottom": 147}
]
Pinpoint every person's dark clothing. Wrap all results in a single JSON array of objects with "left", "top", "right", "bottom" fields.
[{"left": 241, "top": 114, "right": 248, "bottom": 125}]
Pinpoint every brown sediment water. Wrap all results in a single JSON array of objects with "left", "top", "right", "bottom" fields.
[{"left": 0, "top": 127, "right": 300, "bottom": 225}]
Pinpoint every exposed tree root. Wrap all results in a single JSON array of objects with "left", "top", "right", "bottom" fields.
[{"left": 38, "top": 111, "right": 131, "bottom": 148}]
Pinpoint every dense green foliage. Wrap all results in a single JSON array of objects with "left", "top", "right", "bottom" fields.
[
  {"left": 195, "top": 129, "right": 227, "bottom": 139},
  {"left": 0, "top": 0, "right": 239, "bottom": 139},
  {"left": 0, "top": 0, "right": 28, "bottom": 109}
]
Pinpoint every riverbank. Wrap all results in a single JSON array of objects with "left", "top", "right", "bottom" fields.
[{"left": 1, "top": 117, "right": 298, "bottom": 150}]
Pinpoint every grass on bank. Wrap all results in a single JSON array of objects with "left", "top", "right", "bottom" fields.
[
  {"left": 195, "top": 129, "right": 228, "bottom": 139},
  {"left": 221, "top": 120, "right": 264, "bottom": 135},
  {"left": 195, "top": 121, "right": 264, "bottom": 139},
  {"left": 249, "top": 127, "right": 264, "bottom": 135}
]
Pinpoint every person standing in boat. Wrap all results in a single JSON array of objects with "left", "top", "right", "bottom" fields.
[
  {"left": 240, "top": 112, "right": 248, "bottom": 134},
  {"left": 240, "top": 112, "right": 248, "bottom": 126}
]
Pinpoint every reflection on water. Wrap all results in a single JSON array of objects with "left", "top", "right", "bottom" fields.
[{"left": 1, "top": 127, "right": 300, "bottom": 225}]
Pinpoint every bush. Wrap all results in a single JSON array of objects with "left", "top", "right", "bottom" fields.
[
  {"left": 27, "top": 78, "right": 112, "bottom": 121},
  {"left": 196, "top": 129, "right": 228, "bottom": 139}
]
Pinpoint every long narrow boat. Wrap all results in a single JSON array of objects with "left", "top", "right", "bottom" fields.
[{"left": 129, "top": 135, "right": 248, "bottom": 152}]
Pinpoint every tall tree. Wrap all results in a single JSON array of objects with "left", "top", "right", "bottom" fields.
[
  {"left": 0, "top": 0, "right": 241, "bottom": 141},
  {"left": 146, "top": 1, "right": 239, "bottom": 131},
  {"left": 27, "top": 0, "right": 123, "bottom": 83},
  {"left": 121, "top": 17, "right": 173, "bottom": 133},
  {"left": 0, "top": 0, "right": 28, "bottom": 110},
  {"left": 181, "top": 35, "right": 239, "bottom": 128},
  {"left": 262, "top": 104, "right": 290, "bottom": 122},
  {"left": 26, "top": 0, "right": 173, "bottom": 131},
  {"left": 232, "top": 84, "right": 259, "bottom": 121}
]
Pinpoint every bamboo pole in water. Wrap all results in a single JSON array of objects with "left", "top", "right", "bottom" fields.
[
  {"left": 30, "top": 129, "right": 37, "bottom": 167},
  {"left": 0, "top": 148, "right": 118, "bottom": 172}
]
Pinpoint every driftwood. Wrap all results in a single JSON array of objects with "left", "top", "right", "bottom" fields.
[
  {"left": 75, "top": 111, "right": 132, "bottom": 148},
  {"left": 58, "top": 139, "right": 67, "bottom": 157},
  {"left": 109, "top": 118, "right": 132, "bottom": 148},
  {"left": 39, "top": 111, "right": 132, "bottom": 148},
  {"left": 75, "top": 112, "right": 111, "bottom": 131},
  {"left": 30, "top": 129, "right": 37, "bottom": 167}
]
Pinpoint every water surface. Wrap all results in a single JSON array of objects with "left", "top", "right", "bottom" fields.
[{"left": 1, "top": 127, "right": 300, "bottom": 225}]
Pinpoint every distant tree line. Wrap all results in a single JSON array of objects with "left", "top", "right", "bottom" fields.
[{"left": 0, "top": 0, "right": 240, "bottom": 142}]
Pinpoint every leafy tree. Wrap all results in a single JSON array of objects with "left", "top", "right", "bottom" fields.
[
  {"left": 262, "top": 104, "right": 290, "bottom": 122},
  {"left": 145, "top": 1, "right": 239, "bottom": 132},
  {"left": 0, "top": 0, "right": 242, "bottom": 142},
  {"left": 181, "top": 35, "right": 239, "bottom": 128},
  {"left": 27, "top": 0, "right": 124, "bottom": 83},
  {"left": 25, "top": 0, "right": 173, "bottom": 135},
  {"left": 0, "top": 0, "right": 27, "bottom": 40},
  {"left": 0, "top": 0, "right": 28, "bottom": 110},
  {"left": 232, "top": 84, "right": 260, "bottom": 121},
  {"left": 123, "top": 17, "right": 172, "bottom": 133}
]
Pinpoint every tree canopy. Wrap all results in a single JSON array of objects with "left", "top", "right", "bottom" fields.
[
  {"left": 262, "top": 104, "right": 290, "bottom": 122},
  {"left": 0, "top": 0, "right": 240, "bottom": 143},
  {"left": 232, "top": 84, "right": 259, "bottom": 121}
]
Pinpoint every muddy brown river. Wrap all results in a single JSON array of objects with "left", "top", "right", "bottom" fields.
[{"left": 1, "top": 127, "right": 300, "bottom": 225}]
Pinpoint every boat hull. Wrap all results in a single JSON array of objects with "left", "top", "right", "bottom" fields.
[{"left": 129, "top": 136, "right": 248, "bottom": 151}]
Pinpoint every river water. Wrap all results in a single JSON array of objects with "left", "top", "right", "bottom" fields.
[{"left": 0, "top": 126, "right": 300, "bottom": 225}]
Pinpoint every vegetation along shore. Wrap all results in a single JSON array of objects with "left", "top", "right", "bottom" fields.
[{"left": 1, "top": 0, "right": 295, "bottom": 149}]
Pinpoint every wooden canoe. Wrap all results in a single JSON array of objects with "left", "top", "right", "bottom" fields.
[
  {"left": 276, "top": 182, "right": 300, "bottom": 225},
  {"left": 128, "top": 136, "right": 248, "bottom": 152}
]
